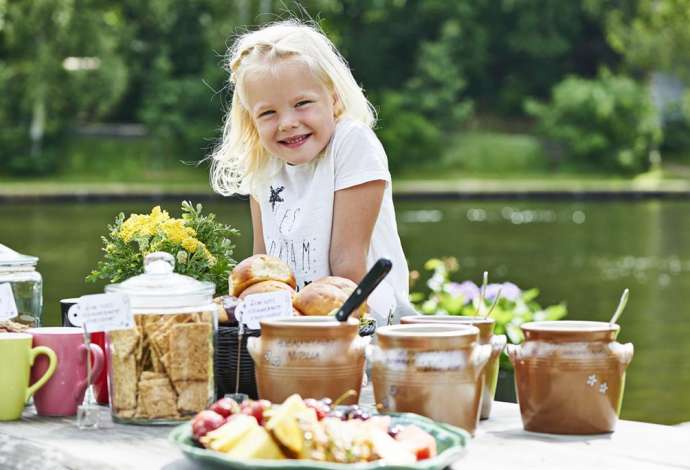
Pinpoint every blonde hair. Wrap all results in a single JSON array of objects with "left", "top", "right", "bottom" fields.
[{"left": 210, "top": 20, "right": 376, "bottom": 196}]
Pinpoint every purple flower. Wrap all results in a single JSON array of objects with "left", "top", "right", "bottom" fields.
[
  {"left": 501, "top": 282, "right": 522, "bottom": 302},
  {"left": 485, "top": 282, "right": 521, "bottom": 302},
  {"left": 485, "top": 284, "right": 502, "bottom": 301},
  {"left": 446, "top": 281, "right": 480, "bottom": 304}
]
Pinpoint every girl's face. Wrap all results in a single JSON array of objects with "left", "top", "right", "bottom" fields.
[{"left": 243, "top": 58, "right": 338, "bottom": 165}]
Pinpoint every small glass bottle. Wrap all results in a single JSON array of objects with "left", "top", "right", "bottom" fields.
[{"left": 0, "top": 243, "right": 43, "bottom": 326}]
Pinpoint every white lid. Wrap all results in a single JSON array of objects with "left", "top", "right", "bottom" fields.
[
  {"left": 0, "top": 243, "right": 38, "bottom": 268},
  {"left": 105, "top": 252, "right": 215, "bottom": 310}
]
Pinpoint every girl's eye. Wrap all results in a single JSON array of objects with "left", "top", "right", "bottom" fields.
[
  {"left": 258, "top": 110, "right": 275, "bottom": 118},
  {"left": 296, "top": 100, "right": 312, "bottom": 108}
]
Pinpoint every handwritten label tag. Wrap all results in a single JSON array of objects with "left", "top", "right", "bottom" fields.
[
  {"left": 0, "top": 283, "right": 18, "bottom": 321},
  {"left": 68, "top": 293, "right": 134, "bottom": 332},
  {"left": 236, "top": 291, "right": 293, "bottom": 329}
]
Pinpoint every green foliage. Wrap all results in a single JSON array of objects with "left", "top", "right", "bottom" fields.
[
  {"left": 0, "top": 0, "right": 661, "bottom": 177},
  {"left": 588, "top": 0, "right": 690, "bottom": 80},
  {"left": 376, "top": 18, "right": 473, "bottom": 172},
  {"left": 377, "top": 92, "right": 443, "bottom": 173},
  {"left": 0, "top": 0, "right": 127, "bottom": 176},
  {"left": 87, "top": 201, "right": 240, "bottom": 296},
  {"left": 525, "top": 70, "right": 662, "bottom": 172},
  {"left": 440, "top": 131, "right": 546, "bottom": 174},
  {"left": 410, "top": 257, "right": 567, "bottom": 369},
  {"left": 139, "top": 75, "right": 220, "bottom": 161}
]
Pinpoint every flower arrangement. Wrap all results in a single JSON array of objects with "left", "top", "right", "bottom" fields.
[
  {"left": 87, "top": 201, "right": 240, "bottom": 295},
  {"left": 410, "top": 257, "right": 567, "bottom": 368}
]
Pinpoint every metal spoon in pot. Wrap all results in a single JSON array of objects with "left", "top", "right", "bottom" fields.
[{"left": 609, "top": 288, "right": 630, "bottom": 325}]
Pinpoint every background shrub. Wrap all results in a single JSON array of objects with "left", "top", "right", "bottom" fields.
[{"left": 525, "top": 70, "right": 662, "bottom": 172}]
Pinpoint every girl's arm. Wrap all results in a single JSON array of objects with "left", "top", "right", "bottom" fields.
[
  {"left": 250, "top": 196, "right": 267, "bottom": 255},
  {"left": 330, "top": 180, "right": 386, "bottom": 283}
]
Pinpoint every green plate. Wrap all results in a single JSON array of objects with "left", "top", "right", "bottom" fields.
[{"left": 169, "top": 412, "right": 470, "bottom": 470}]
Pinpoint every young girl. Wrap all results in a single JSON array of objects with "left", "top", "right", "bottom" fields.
[{"left": 210, "top": 20, "right": 414, "bottom": 324}]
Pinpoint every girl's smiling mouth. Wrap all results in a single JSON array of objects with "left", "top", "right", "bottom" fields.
[{"left": 279, "top": 133, "right": 311, "bottom": 148}]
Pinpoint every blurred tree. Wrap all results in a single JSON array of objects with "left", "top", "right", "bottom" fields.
[
  {"left": 586, "top": 0, "right": 690, "bottom": 156},
  {"left": 0, "top": 0, "right": 126, "bottom": 174},
  {"left": 526, "top": 70, "right": 662, "bottom": 172},
  {"left": 107, "top": 0, "right": 242, "bottom": 161},
  {"left": 586, "top": 0, "right": 690, "bottom": 79}
]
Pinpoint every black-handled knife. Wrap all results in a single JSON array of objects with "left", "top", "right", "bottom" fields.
[{"left": 335, "top": 258, "right": 393, "bottom": 322}]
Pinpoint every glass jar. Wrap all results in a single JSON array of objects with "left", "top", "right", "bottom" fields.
[
  {"left": 105, "top": 252, "right": 216, "bottom": 424},
  {"left": 0, "top": 244, "right": 43, "bottom": 326}
]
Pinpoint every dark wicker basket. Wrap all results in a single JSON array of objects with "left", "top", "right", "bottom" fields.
[{"left": 215, "top": 326, "right": 261, "bottom": 400}]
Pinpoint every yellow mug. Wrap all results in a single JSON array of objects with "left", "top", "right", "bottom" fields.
[{"left": 0, "top": 332, "right": 57, "bottom": 421}]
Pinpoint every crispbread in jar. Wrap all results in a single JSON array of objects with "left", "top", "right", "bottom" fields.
[{"left": 105, "top": 252, "right": 216, "bottom": 424}]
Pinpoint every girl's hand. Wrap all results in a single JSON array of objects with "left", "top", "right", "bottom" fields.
[{"left": 330, "top": 180, "right": 386, "bottom": 283}]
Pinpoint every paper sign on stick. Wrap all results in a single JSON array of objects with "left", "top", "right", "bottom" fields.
[
  {"left": 236, "top": 290, "right": 293, "bottom": 329},
  {"left": 68, "top": 293, "right": 134, "bottom": 332},
  {"left": 0, "top": 283, "right": 18, "bottom": 321}
]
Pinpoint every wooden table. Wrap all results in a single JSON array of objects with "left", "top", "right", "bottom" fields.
[{"left": 1, "top": 392, "right": 688, "bottom": 470}]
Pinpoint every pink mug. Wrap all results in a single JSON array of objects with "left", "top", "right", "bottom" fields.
[{"left": 29, "top": 327, "right": 104, "bottom": 417}]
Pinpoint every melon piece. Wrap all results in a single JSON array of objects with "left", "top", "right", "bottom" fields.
[
  {"left": 200, "top": 414, "right": 258, "bottom": 453},
  {"left": 395, "top": 424, "right": 437, "bottom": 460},
  {"left": 226, "top": 426, "right": 286, "bottom": 460},
  {"left": 264, "top": 394, "right": 308, "bottom": 454},
  {"left": 370, "top": 428, "right": 416, "bottom": 464}
]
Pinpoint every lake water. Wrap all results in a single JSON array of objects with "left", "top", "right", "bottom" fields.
[{"left": 1, "top": 198, "right": 689, "bottom": 425}]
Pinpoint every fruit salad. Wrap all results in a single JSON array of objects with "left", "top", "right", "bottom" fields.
[{"left": 190, "top": 394, "right": 437, "bottom": 464}]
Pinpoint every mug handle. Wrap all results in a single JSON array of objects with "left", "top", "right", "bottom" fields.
[
  {"left": 490, "top": 334, "right": 507, "bottom": 361},
  {"left": 75, "top": 343, "right": 105, "bottom": 401},
  {"left": 506, "top": 343, "right": 521, "bottom": 366},
  {"left": 246, "top": 337, "right": 260, "bottom": 362},
  {"left": 26, "top": 346, "right": 57, "bottom": 401},
  {"left": 615, "top": 342, "right": 634, "bottom": 373},
  {"left": 472, "top": 343, "right": 493, "bottom": 379}
]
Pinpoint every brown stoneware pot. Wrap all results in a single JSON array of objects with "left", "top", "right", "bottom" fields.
[
  {"left": 247, "top": 316, "right": 366, "bottom": 404},
  {"left": 401, "top": 315, "right": 506, "bottom": 420},
  {"left": 507, "top": 320, "right": 634, "bottom": 434},
  {"left": 371, "top": 324, "right": 492, "bottom": 435}
]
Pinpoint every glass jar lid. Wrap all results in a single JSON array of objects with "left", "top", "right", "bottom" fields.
[
  {"left": 105, "top": 252, "right": 215, "bottom": 310},
  {"left": 0, "top": 243, "right": 38, "bottom": 269}
]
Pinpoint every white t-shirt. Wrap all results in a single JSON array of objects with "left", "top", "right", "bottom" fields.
[{"left": 256, "top": 118, "right": 413, "bottom": 325}]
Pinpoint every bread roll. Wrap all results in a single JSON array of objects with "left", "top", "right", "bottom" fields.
[
  {"left": 293, "top": 282, "right": 349, "bottom": 316},
  {"left": 315, "top": 276, "right": 358, "bottom": 294},
  {"left": 314, "top": 276, "right": 368, "bottom": 318},
  {"left": 239, "top": 280, "right": 296, "bottom": 302},
  {"left": 294, "top": 276, "right": 368, "bottom": 318},
  {"left": 229, "top": 255, "right": 296, "bottom": 296}
]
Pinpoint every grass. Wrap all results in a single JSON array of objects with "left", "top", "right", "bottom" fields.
[
  {"left": 2, "top": 131, "right": 690, "bottom": 196},
  {"left": 396, "top": 130, "right": 641, "bottom": 181}
]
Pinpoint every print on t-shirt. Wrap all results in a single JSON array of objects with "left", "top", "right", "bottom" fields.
[
  {"left": 269, "top": 185, "right": 285, "bottom": 211},
  {"left": 266, "top": 185, "right": 318, "bottom": 286}
]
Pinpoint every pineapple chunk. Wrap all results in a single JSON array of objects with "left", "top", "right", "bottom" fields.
[
  {"left": 264, "top": 394, "right": 309, "bottom": 454},
  {"left": 227, "top": 426, "right": 287, "bottom": 460},
  {"left": 201, "top": 415, "right": 258, "bottom": 453}
]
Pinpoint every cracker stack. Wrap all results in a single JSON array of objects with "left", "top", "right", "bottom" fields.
[{"left": 109, "top": 312, "right": 213, "bottom": 420}]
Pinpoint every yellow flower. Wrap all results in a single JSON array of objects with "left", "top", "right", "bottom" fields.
[
  {"left": 118, "top": 206, "right": 171, "bottom": 242},
  {"left": 161, "top": 219, "right": 197, "bottom": 245},
  {"left": 181, "top": 237, "right": 199, "bottom": 253}
]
